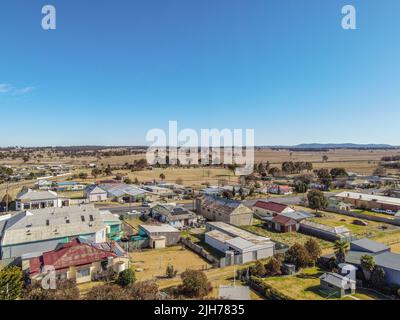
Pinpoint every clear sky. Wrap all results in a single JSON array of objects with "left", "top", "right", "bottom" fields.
[{"left": 0, "top": 0, "right": 399, "bottom": 147}]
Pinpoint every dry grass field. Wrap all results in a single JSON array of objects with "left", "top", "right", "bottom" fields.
[{"left": 130, "top": 246, "right": 211, "bottom": 281}]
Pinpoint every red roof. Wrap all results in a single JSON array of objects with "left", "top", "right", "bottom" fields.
[
  {"left": 272, "top": 215, "right": 297, "bottom": 226},
  {"left": 30, "top": 238, "right": 118, "bottom": 274},
  {"left": 254, "top": 201, "right": 289, "bottom": 213}
]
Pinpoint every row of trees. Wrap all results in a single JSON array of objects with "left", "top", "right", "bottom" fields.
[
  {"left": 281, "top": 161, "right": 313, "bottom": 174},
  {"left": 249, "top": 239, "right": 323, "bottom": 277}
]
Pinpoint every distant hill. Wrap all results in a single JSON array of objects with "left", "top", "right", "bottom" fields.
[{"left": 291, "top": 143, "right": 395, "bottom": 149}]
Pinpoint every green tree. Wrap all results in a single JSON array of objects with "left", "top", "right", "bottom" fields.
[
  {"left": 91, "top": 168, "right": 102, "bottom": 178},
  {"left": 334, "top": 240, "right": 349, "bottom": 264},
  {"left": 360, "top": 255, "right": 376, "bottom": 282},
  {"left": 265, "top": 257, "right": 282, "bottom": 276},
  {"left": 314, "top": 168, "right": 332, "bottom": 187},
  {"left": 159, "top": 173, "right": 166, "bottom": 181},
  {"left": 180, "top": 269, "right": 212, "bottom": 298},
  {"left": 78, "top": 172, "right": 88, "bottom": 179},
  {"left": 166, "top": 264, "right": 178, "bottom": 279},
  {"left": 330, "top": 168, "right": 348, "bottom": 179},
  {"left": 285, "top": 243, "right": 310, "bottom": 270},
  {"left": 304, "top": 238, "right": 322, "bottom": 264},
  {"left": 0, "top": 266, "right": 23, "bottom": 300},
  {"left": 371, "top": 267, "right": 386, "bottom": 288},
  {"left": 104, "top": 165, "right": 113, "bottom": 176},
  {"left": 251, "top": 261, "right": 266, "bottom": 277},
  {"left": 307, "top": 189, "right": 328, "bottom": 211},
  {"left": 116, "top": 268, "right": 136, "bottom": 287}
]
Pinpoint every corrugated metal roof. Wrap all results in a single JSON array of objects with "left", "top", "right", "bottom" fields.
[{"left": 1, "top": 205, "right": 117, "bottom": 246}]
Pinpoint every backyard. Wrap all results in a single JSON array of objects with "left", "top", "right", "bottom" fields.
[
  {"left": 129, "top": 246, "right": 211, "bottom": 281},
  {"left": 261, "top": 267, "right": 387, "bottom": 300},
  {"left": 241, "top": 219, "right": 334, "bottom": 254}
]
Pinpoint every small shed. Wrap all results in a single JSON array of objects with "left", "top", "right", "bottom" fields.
[{"left": 320, "top": 272, "right": 356, "bottom": 298}]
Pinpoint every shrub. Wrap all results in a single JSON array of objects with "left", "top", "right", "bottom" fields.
[
  {"left": 180, "top": 269, "right": 212, "bottom": 298},
  {"left": 129, "top": 280, "right": 162, "bottom": 300},
  {"left": 166, "top": 264, "right": 178, "bottom": 279},
  {"left": 251, "top": 261, "right": 266, "bottom": 277},
  {"left": 86, "top": 284, "right": 127, "bottom": 300},
  {"left": 22, "top": 279, "right": 79, "bottom": 300},
  {"left": 285, "top": 243, "right": 310, "bottom": 270},
  {"left": 116, "top": 268, "right": 136, "bottom": 287},
  {"left": 265, "top": 258, "right": 282, "bottom": 276},
  {"left": 0, "top": 266, "right": 23, "bottom": 300}
]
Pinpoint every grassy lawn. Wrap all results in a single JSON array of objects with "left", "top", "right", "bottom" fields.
[
  {"left": 242, "top": 219, "right": 334, "bottom": 252},
  {"left": 58, "top": 190, "right": 85, "bottom": 199},
  {"left": 352, "top": 209, "right": 396, "bottom": 220},
  {"left": 295, "top": 206, "right": 400, "bottom": 239},
  {"left": 262, "top": 267, "right": 332, "bottom": 300},
  {"left": 261, "top": 267, "right": 387, "bottom": 300}
]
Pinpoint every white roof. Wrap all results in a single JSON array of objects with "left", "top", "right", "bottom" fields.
[
  {"left": 207, "top": 222, "right": 274, "bottom": 249},
  {"left": 139, "top": 224, "right": 179, "bottom": 233},
  {"left": 16, "top": 189, "right": 59, "bottom": 201},
  {"left": 335, "top": 191, "right": 400, "bottom": 206},
  {"left": 226, "top": 237, "right": 255, "bottom": 250}
]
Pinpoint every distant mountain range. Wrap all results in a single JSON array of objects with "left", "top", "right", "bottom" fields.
[{"left": 267, "top": 143, "right": 397, "bottom": 150}]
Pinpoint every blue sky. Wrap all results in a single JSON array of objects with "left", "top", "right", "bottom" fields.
[{"left": 0, "top": 0, "right": 399, "bottom": 146}]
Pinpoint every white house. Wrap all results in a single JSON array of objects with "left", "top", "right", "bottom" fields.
[
  {"left": 15, "top": 189, "right": 70, "bottom": 211},
  {"left": 84, "top": 185, "right": 108, "bottom": 202}
]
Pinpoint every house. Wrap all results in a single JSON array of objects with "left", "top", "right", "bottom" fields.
[
  {"left": 279, "top": 210, "right": 315, "bottom": 222},
  {"left": 26, "top": 237, "right": 129, "bottom": 284},
  {"left": 99, "top": 183, "right": 149, "bottom": 203},
  {"left": 0, "top": 205, "right": 123, "bottom": 260},
  {"left": 252, "top": 200, "right": 295, "bottom": 218},
  {"left": 350, "top": 238, "right": 390, "bottom": 254},
  {"left": 265, "top": 215, "right": 298, "bottom": 233},
  {"left": 84, "top": 185, "right": 108, "bottom": 202},
  {"left": 35, "top": 180, "right": 53, "bottom": 190},
  {"left": 299, "top": 220, "right": 352, "bottom": 241},
  {"left": 141, "top": 185, "right": 175, "bottom": 199},
  {"left": 327, "top": 198, "right": 352, "bottom": 211},
  {"left": 267, "top": 185, "right": 293, "bottom": 195},
  {"left": 334, "top": 191, "right": 400, "bottom": 212},
  {"left": 15, "top": 189, "right": 70, "bottom": 211},
  {"left": 196, "top": 195, "right": 253, "bottom": 226},
  {"left": 319, "top": 272, "right": 356, "bottom": 298},
  {"left": 138, "top": 224, "right": 181, "bottom": 248},
  {"left": 204, "top": 222, "right": 275, "bottom": 264},
  {"left": 151, "top": 204, "right": 198, "bottom": 229},
  {"left": 53, "top": 181, "right": 86, "bottom": 192}
]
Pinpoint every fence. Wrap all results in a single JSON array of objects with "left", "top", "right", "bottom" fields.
[{"left": 180, "top": 238, "right": 220, "bottom": 267}]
